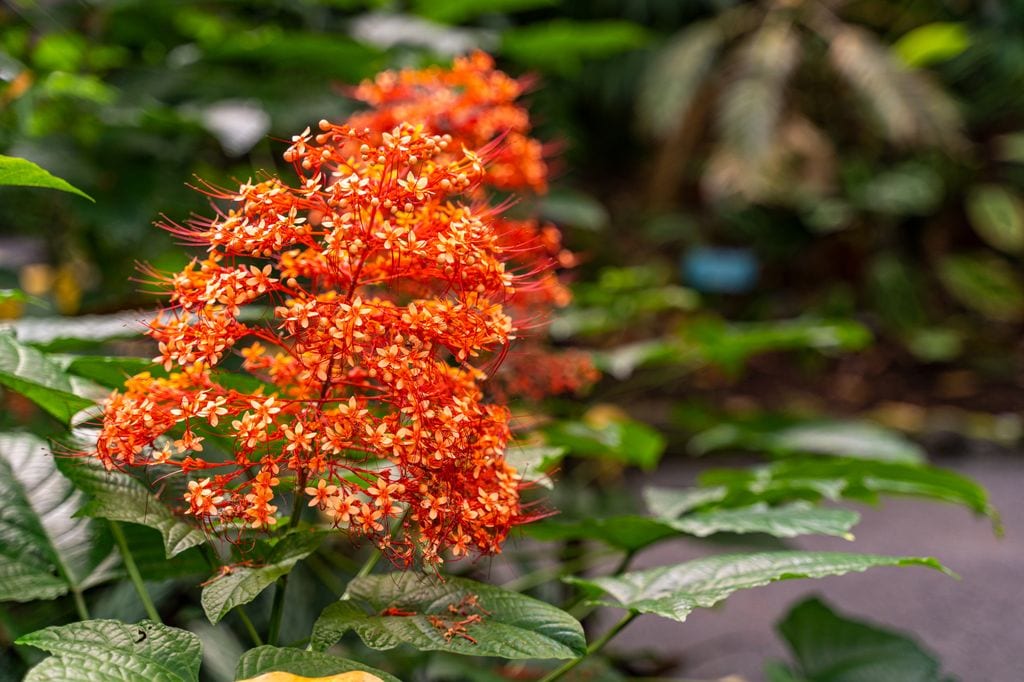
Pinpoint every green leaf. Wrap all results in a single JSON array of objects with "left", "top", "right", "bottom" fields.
[
  {"left": 0, "top": 332, "right": 97, "bottom": 423},
  {"left": 894, "top": 22, "right": 970, "bottom": 68},
  {"left": 201, "top": 530, "right": 325, "bottom": 624},
  {"left": 527, "top": 503, "right": 858, "bottom": 551},
  {"left": 236, "top": 646, "right": 400, "bottom": 682},
  {"left": 0, "top": 155, "right": 93, "bottom": 201},
  {"left": 312, "top": 573, "right": 586, "bottom": 659},
  {"left": 643, "top": 486, "right": 728, "bottom": 518},
  {"left": 0, "top": 433, "right": 112, "bottom": 603},
  {"left": 699, "top": 457, "right": 999, "bottom": 525},
  {"left": 569, "top": 551, "right": 952, "bottom": 622},
  {"left": 501, "top": 20, "right": 650, "bottom": 75},
  {"left": 17, "top": 619, "right": 201, "bottom": 682},
  {"left": 413, "top": 0, "right": 556, "bottom": 23},
  {"left": 773, "top": 597, "right": 950, "bottom": 681},
  {"left": 938, "top": 253, "right": 1024, "bottom": 321},
  {"left": 56, "top": 355, "right": 154, "bottom": 389},
  {"left": 690, "top": 420, "right": 925, "bottom": 463},
  {"left": 56, "top": 454, "right": 206, "bottom": 558},
  {"left": 543, "top": 418, "right": 665, "bottom": 470},
  {"left": 670, "top": 504, "right": 859, "bottom": 540},
  {"left": 965, "top": 184, "right": 1024, "bottom": 255}
]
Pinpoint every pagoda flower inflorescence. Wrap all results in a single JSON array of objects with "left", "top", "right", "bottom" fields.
[{"left": 94, "top": 54, "right": 593, "bottom": 565}]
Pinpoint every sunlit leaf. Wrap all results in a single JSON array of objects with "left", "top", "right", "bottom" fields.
[
  {"left": 0, "top": 433, "right": 112, "bottom": 603},
  {"left": 201, "top": 531, "right": 325, "bottom": 624},
  {"left": 543, "top": 417, "right": 665, "bottom": 470},
  {"left": 312, "top": 573, "right": 586, "bottom": 659},
  {"left": 0, "top": 332, "right": 97, "bottom": 423},
  {"left": 236, "top": 646, "right": 399, "bottom": 682},
  {"left": 0, "top": 155, "right": 93, "bottom": 201},
  {"left": 569, "top": 552, "right": 952, "bottom": 622},
  {"left": 894, "top": 22, "right": 970, "bottom": 68},
  {"left": 770, "top": 597, "right": 952, "bottom": 681},
  {"left": 17, "top": 619, "right": 201, "bottom": 681}
]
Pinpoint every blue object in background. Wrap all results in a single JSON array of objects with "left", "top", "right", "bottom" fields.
[{"left": 682, "top": 247, "right": 759, "bottom": 294}]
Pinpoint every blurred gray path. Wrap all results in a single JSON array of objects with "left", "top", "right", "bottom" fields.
[{"left": 605, "top": 451, "right": 1024, "bottom": 681}]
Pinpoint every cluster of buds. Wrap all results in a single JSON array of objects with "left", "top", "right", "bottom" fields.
[{"left": 95, "top": 53, "right": 594, "bottom": 564}]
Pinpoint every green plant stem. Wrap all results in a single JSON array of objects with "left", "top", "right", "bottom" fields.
[
  {"left": 538, "top": 612, "right": 637, "bottom": 682},
  {"left": 109, "top": 520, "right": 161, "bottom": 623},
  {"left": 236, "top": 607, "right": 263, "bottom": 647},
  {"left": 267, "top": 474, "right": 307, "bottom": 645},
  {"left": 70, "top": 588, "right": 90, "bottom": 622}
]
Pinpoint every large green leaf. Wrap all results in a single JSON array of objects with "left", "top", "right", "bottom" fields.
[
  {"left": 312, "top": 573, "right": 586, "bottom": 659},
  {"left": 235, "top": 646, "right": 400, "bottom": 682},
  {"left": 201, "top": 530, "right": 325, "bottom": 624},
  {"left": 699, "top": 457, "right": 999, "bottom": 524},
  {"left": 56, "top": 453, "right": 206, "bottom": 558},
  {"left": 770, "top": 597, "right": 952, "bottom": 681},
  {"left": 527, "top": 504, "right": 858, "bottom": 551},
  {"left": 413, "top": 0, "right": 555, "bottom": 23},
  {"left": 690, "top": 420, "right": 925, "bottom": 463},
  {"left": 0, "top": 333, "right": 96, "bottom": 423},
  {"left": 17, "top": 619, "right": 201, "bottom": 682},
  {"left": 893, "top": 22, "right": 970, "bottom": 68},
  {"left": 0, "top": 155, "right": 93, "bottom": 201},
  {"left": 543, "top": 418, "right": 665, "bottom": 470},
  {"left": 569, "top": 552, "right": 951, "bottom": 623},
  {"left": 56, "top": 355, "right": 154, "bottom": 389},
  {"left": 501, "top": 20, "right": 650, "bottom": 75},
  {"left": 0, "top": 433, "right": 112, "bottom": 603}
]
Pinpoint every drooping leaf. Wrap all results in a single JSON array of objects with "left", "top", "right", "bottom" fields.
[
  {"left": 0, "top": 332, "right": 97, "bottom": 423},
  {"left": 56, "top": 454, "right": 206, "bottom": 558},
  {"left": 829, "top": 26, "right": 962, "bottom": 149},
  {"left": 201, "top": 530, "right": 326, "bottom": 624},
  {"left": 698, "top": 457, "right": 999, "bottom": 525},
  {"left": 525, "top": 515, "right": 680, "bottom": 552},
  {"left": 312, "top": 573, "right": 586, "bottom": 659},
  {"left": 638, "top": 21, "right": 723, "bottom": 139},
  {"left": 501, "top": 20, "right": 650, "bottom": 75},
  {"left": 0, "top": 155, "right": 93, "bottom": 201},
  {"left": 965, "top": 184, "right": 1024, "bottom": 255},
  {"left": 771, "top": 597, "right": 951, "bottom": 681},
  {"left": 938, "top": 253, "right": 1024, "bottom": 321},
  {"left": 0, "top": 433, "right": 112, "bottom": 603},
  {"left": 543, "top": 417, "right": 665, "bottom": 470},
  {"left": 569, "top": 552, "right": 951, "bottom": 622},
  {"left": 643, "top": 486, "right": 728, "bottom": 518},
  {"left": 236, "top": 646, "right": 400, "bottom": 682},
  {"left": 55, "top": 355, "right": 154, "bottom": 389},
  {"left": 894, "top": 22, "right": 970, "bottom": 68},
  {"left": 17, "top": 619, "right": 201, "bottom": 682},
  {"left": 689, "top": 419, "right": 925, "bottom": 463},
  {"left": 719, "top": 21, "right": 800, "bottom": 161}
]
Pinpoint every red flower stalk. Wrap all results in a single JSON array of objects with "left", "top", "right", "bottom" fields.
[{"left": 97, "top": 121, "right": 532, "bottom": 565}]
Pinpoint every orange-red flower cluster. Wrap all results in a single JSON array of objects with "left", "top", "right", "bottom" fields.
[{"left": 95, "top": 54, "right": 594, "bottom": 564}]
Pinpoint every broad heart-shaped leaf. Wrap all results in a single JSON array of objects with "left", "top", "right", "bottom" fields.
[
  {"left": 0, "top": 332, "right": 96, "bottom": 423},
  {"left": 0, "top": 154, "right": 93, "bottom": 201},
  {"left": 56, "top": 453, "right": 205, "bottom": 558},
  {"left": 698, "top": 457, "right": 1000, "bottom": 527},
  {"left": 201, "top": 530, "right": 325, "bottom": 624},
  {"left": 526, "top": 504, "right": 858, "bottom": 551},
  {"left": 771, "top": 597, "right": 952, "bottom": 682},
  {"left": 17, "top": 619, "right": 200, "bottom": 681},
  {"left": 0, "top": 432, "right": 113, "bottom": 603},
  {"left": 236, "top": 646, "right": 400, "bottom": 682},
  {"left": 569, "top": 552, "right": 951, "bottom": 623},
  {"left": 312, "top": 573, "right": 586, "bottom": 659}
]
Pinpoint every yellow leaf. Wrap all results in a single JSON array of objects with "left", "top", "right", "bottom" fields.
[{"left": 239, "top": 672, "right": 384, "bottom": 682}]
